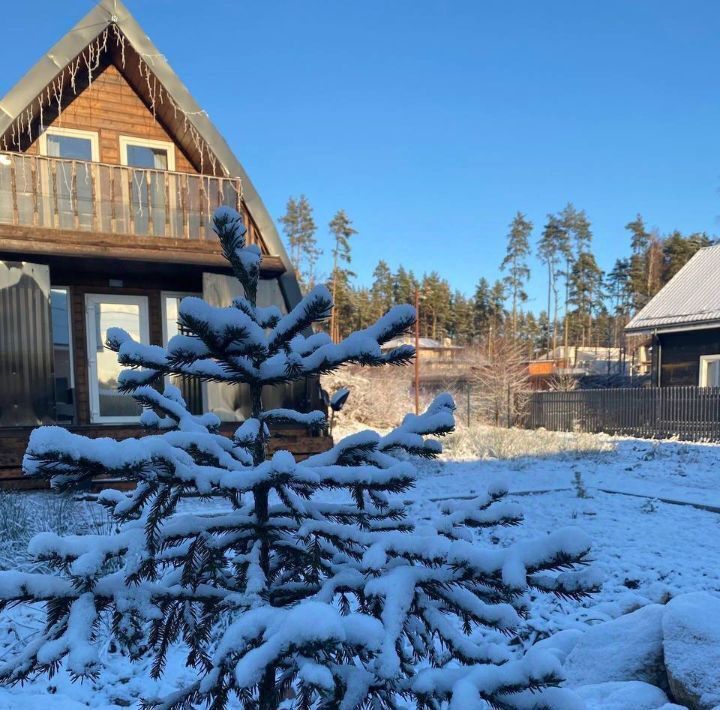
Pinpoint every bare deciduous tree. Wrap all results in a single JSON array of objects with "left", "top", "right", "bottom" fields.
[{"left": 470, "top": 336, "right": 530, "bottom": 426}]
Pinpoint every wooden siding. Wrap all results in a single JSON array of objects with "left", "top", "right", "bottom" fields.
[
  {"left": 3, "top": 60, "right": 272, "bottom": 258},
  {"left": 0, "top": 223, "right": 284, "bottom": 272},
  {"left": 25, "top": 64, "right": 196, "bottom": 173},
  {"left": 659, "top": 328, "right": 720, "bottom": 386}
]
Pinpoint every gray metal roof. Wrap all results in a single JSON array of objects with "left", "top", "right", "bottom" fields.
[
  {"left": 0, "top": 0, "right": 301, "bottom": 306},
  {"left": 625, "top": 243, "right": 720, "bottom": 333}
]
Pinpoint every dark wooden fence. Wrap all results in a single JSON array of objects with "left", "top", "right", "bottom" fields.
[{"left": 524, "top": 386, "right": 720, "bottom": 441}]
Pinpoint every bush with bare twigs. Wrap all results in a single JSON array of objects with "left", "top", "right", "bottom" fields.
[
  {"left": 321, "top": 366, "right": 416, "bottom": 429},
  {"left": 469, "top": 336, "right": 531, "bottom": 426}
]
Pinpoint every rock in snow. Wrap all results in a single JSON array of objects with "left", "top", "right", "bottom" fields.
[
  {"left": 574, "top": 681, "right": 672, "bottom": 710},
  {"left": 563, "top": 604, "right": 668, "bottom": 690},
  {"left": 662, "top": 592, "right": 720, "bottom": 710},
  {"left": 533, "top": 629, "right": 584, "bottom": 665}
]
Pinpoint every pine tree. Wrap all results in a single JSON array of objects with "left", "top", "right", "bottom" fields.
[
  {"left": 472, "top": 277, "right": 493, "bottom": 342},
  {"left": 500, "top": 212, "right": 533, "bottom": 336},
  {"left": 559, "top": 204, "right": 591, "bottom": 350},
  {"left": 331, "top": 268, "right": 356, "bottom": 340},
  {"left": 420, "top": 272, "right": 452, "bottom": 340},
  {"left": 371, "top": 260, "right": 395, "bottom": 318},
  {"left": 662, "top": 230, "right": 712, "bottom": 284},
  {"left": 328, "top": 209, "right": 357, "bottom": 341},
  {"left": 0, "top": 207, "right": 598, "bottom": 710},
  {"left": 489, "top": 279, "right": 507, "bottom": 340},
  {"left": 537, "top": 214, "right": 570, "bottom": 354},
  {"left": 568, "top": 251, "right": 603, "bottom": 346},
  {"left": 607, "top": 258, "right": 632, "bottom": 348},
  {"left": 392, "top": 265, "right": 418, "bottom": 311},
  {"left": 448, "top": 290, "right": 475, "bottom": 345},
  {"left": 625, "top": 213, "right": 651, "bottom": 309},
  {"left": 278, "top": 195, "right": 320, "bottom": 290}
]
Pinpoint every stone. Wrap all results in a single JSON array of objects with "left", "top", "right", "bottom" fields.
[
  {"left": 575, "top": 681, "right": 672, "bottom": 710},
  {"left": 563, "top": 604, "right": 667, "bottom": 690},
  {"left": 663, "top": 592, "right": 720, "bottom": 710}
]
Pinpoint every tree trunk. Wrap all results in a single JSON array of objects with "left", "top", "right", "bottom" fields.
[
  {"left": 563, "top": 258, "right": 570, "bottom": 365},
  {"left": 330, "top": 245, "right": 339, "bottom": 342}
]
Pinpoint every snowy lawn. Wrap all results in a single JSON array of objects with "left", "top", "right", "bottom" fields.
[{"left": 1, "top": 427, "right": 719, "bottom": 708}]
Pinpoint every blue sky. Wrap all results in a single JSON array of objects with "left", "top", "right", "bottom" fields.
[{"left": 2, "top": 1, "right": 720, "bottom": 311}]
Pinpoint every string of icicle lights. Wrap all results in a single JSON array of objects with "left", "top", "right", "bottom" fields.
[{"left": 3, "top": 24, "right": 221, "bottom": 179}]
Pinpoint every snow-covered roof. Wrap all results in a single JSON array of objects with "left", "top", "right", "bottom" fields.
[
  {"left": 625, "top": 243, "right": 720, "bottom": 334},
  {"left": 0, "top": 0, "right": 302, "bottom": 308}
]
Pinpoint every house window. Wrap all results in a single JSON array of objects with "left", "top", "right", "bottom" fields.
[
  {"left": 120, "top": 137, "right": 175, "bottom": 236},
  {"left": 120, "top": 137, "right": 175, "bottom": 171},
  {"left": 162, "top": 291, "right": 203, "bottom": 414},
  {"left": 38, "top": 127, "right": 99, "bottom": 229},
  {"left": 50, "top": 287, "right": 75, "bottom": 423},
  {"left": 39, "top": 127, "right": 99, "bottom": 162},
  {"left": 699, "top": 355, "right": 720, "bottom": 387}
]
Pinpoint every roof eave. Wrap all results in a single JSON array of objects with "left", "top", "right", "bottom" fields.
[{"left": 625, "top": 319, "right": 720, "bottom": 335}]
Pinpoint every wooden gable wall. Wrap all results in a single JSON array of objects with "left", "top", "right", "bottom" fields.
[{"left": 24, "top": 63, "right": 197, "bottom": 173}]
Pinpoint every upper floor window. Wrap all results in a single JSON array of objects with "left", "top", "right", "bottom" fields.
[
  {"left": 38, "top": 128, "right": 99, "bottom": 229},
  {"left": 120, "top": 137, "right": 175, "bottom": 236},
  {"left": 120, "top": 137, "right": 175, "bottom": 171},
  {"left": 39, "top": 127, "right": 99, "bottom": 162}
]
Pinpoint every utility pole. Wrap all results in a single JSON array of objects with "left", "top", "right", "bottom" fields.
[{"left": 414, "top": 288, "right": 420, "bottom": 415}]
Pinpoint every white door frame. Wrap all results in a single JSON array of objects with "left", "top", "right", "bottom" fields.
[
  {"left": 699, "top": 354, "right": 720, "bottom": 387},
  {"left": 85, "top": 293, "right": 149, "bottom": 423}
]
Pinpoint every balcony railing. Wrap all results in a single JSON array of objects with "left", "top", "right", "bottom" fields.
[{"left": 0, "top": 151, "right": 243, "bottom": 240}]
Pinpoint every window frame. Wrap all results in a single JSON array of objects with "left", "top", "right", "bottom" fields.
[
  {"left": 161, "top": 291, "right": 200, "bottom": 344},
  {"left": 38, "top": 127, "right": 100, "bottom": 161},
  {"left": 85, "top": 293, "right": 150, "bottom": 424},
  {"left": 51, "top": 286, "right": 75, "bottom": 389},
  {"left": 50, "top": 286, "right": 76, "bottom": 424},
  {"left": 161, "top": 290, "right": 205, "bottom": 411},
  {"left": 119, "top": 136, "right": 176, "bottom": 171},
  {"left": 699, "top": 354, "right": 720, "bottom": 387}
]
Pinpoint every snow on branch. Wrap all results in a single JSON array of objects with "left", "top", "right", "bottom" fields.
[{"left": 0, "top": 205, "right": 597, "bottom": 708}]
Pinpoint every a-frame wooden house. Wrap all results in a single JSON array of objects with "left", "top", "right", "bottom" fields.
[{"left": 0, "top": 1, "right": 328, "bottom": 486}]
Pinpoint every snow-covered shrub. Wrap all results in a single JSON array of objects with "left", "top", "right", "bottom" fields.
[
  {"left": 443, "top": 422, "right": 614, "bottom": 461},
  {"left": 0, "top": 493, "right": 89, "bottom": 571},
  {"left": 0, "top": 208, "right": 598, "bottom": 709},
  {"left": 321, "top": 366, "right": 417, "bottom": 429}
]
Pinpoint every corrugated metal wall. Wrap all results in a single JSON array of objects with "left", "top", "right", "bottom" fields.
[{"left": 0, "top": 261, "right": 55, "bottom": 426}]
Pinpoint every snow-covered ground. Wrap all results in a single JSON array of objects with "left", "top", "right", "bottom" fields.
[{"left": 1, "top": 428, "right": 718, "bottom": 708}]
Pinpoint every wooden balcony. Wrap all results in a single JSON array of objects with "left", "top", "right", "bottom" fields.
[{"left": 0, "top": 151, "right": 284, "bottom": 271}]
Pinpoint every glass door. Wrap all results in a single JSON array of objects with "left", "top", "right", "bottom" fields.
[{"left": 85, "top": 294, "right": 149, "bottom": 423}]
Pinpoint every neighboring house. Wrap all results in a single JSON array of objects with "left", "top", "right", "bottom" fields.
[
  {"left": 0, "top": 1, "right": 327, "bottom": 484},
  {"left": 548, "top": 346, "right": 631, "bottom": 377},
  {"left": 381, "top": 336, "right": 469, "bottom": 386},
  {"left": 382, "top": 336, "right": 465, "bottom": 363},
  {"left": 527, "top": 346, "right": 651, "bottom": 389},
  {"left": 626, "top": 243, "right": 720, "bottom": 387}
]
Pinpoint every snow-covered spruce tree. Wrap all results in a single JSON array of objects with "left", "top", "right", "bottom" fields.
[{"left": 0, "top": 208, "right": 598, "bottom": 709}]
